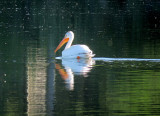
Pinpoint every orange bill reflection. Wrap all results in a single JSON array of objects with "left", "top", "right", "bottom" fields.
[
  {"left": 55, "top": 63, "right": 74, "bottom": 90},
  {"left": 55, "top": 58, "right": 95, "bottom": 90}
]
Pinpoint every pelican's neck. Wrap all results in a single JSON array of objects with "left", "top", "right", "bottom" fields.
[{"left": 64, "top": 36, "right": 74, "bottom": 50}]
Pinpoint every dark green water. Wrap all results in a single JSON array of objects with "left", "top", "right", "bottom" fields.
[{"left": 0, "top": 0, "right": 160, "bottom": 115}]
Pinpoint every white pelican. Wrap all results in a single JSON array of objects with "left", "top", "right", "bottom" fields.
[{"left": 54, "top": 31, "right": 95, "bottom": 59}]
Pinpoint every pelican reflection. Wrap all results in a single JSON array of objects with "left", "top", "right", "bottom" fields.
[{"left": 55, "top": 58, "right": 95, "bottom": 90}]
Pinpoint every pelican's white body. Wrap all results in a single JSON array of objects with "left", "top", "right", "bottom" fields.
[
  {"left": 55, "top": 31, "right": 95, "bottom": 59},
  {"left": 62, "top": 44, "right": 94, "bottom": 59}
]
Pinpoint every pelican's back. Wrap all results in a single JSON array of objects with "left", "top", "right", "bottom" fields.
[{"left": 62, "top": 45, "right": 94, "bottom": 58}]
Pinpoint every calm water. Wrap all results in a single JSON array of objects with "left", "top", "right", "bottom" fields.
[{"left": 0, "top": 0, "right": 160, "bottom": 116}]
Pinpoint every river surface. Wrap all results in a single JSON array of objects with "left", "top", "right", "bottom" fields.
[{"left": 0, "top": 0, "right": 160, "bottom": 116}]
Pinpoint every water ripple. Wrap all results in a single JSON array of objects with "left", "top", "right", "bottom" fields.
[{"left": 93, "top": 57, "right": 160, "bottom": 62}]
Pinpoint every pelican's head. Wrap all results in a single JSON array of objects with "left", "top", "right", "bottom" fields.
[
  {"left": 54, "top": 31, "right": 74, "bottom": 53},
  {"left": 65, "top": 31, "right": 74, "bottom": 39}
]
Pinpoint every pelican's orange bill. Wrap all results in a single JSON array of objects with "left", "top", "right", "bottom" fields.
[{"left": 54, "top": 38, "right": 69, "bottom": 53}]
